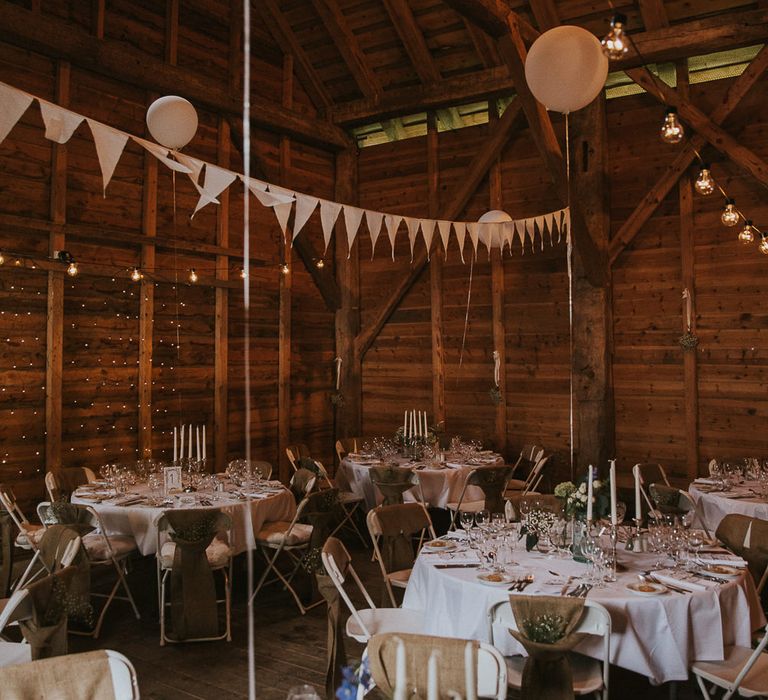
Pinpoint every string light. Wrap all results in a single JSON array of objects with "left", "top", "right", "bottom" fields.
[
  {"left": 280, "top": 263, "right": 289, "bottom": 275},
  {"left": 239, "top": 267, "right": 247, "bottom": 279},
  {"left": 721, "top": 198, "right": 740, "bottom": 227},
  {"left": 188, "top": 268, "right": 198, "bottom": 283},
  {"left": 661, "top": 107, "right": 684, "bottom": 144},
  {"left": 66, "top": 261, "right": 78, "bottom": 277},
  {"left": 760, "top": 234, "right": 768, "bottom": 255},
  {"left": 0, "top": 252, "right": 4, "bottom": 265},
  {"left": 694, "top": 164, "right": 715, "bottom": 195},
  {"left": 601, "top": 14, "right": 629, "bottom": 60},
  {"left": 739, "top": 221, "right": 756, "bottom": 245},
  {"left": 130, "top": 267, "right": 143, "bottom": 282},
  {"left": 315, "top": 259, "right": 325, "bottom": 269}
]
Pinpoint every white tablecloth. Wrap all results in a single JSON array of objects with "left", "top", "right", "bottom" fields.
[
  {"left": 689, "top": 481, "right": 768, "bottom": 532},
  {"left": 73, "top": 485, "right": 296, "bottom": 556},
  {"left": 402, "top": 543, "right": 765, "bottom": 684},
  {"left": 338, "top": 453, "right": 503, "bottom": 510}
]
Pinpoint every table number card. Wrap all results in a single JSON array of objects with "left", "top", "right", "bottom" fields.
[{"left": 163, "top": 466, "right": 182, "bottom": 494}]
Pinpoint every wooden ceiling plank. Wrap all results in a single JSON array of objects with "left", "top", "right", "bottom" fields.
[
  {"left": 258, "top": 0, "right": 333, "bottom": 111},
  {"left": 441, "top": 0, "right": 539, "bottom": 41},
  {"left": 637, "top": 0, "right": 669, "bottom": 30},
  {"left": 528, "top": 0, "right": 560, "bottom": 31},
  {"left": 609, "top": 43, "right": 768, "bottom": 263},
  {"left": 382, "top": 0, "right": 442, "bottom": 84},
  {"left": 626, "top": 67, "right": 768, "bottom": 190},
  {"left": 463, "top": 19, "right": 501, "bottom": 68},
  {"left": 310, "top": 0, "right": 382, "bottom": 98},
  {"left": 0, "top": 0, "right": 350, "bottom": 150},
  {"left": 354, "top": 98, "right": 526, "bottom": 358}
]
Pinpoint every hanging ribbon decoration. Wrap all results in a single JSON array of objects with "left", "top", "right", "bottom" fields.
[
  {"left": 493, "top": 350, "right": 501, "bottom": 388},
  {"left": 456, "top": 255, "right": 475, "bottom": 384},
  {"left": 565, "top": 112, "right": 575, "bottom": 481},
  {"left": 682, "top": 288, "right": 692, "bottom": 332},
  {"left": 334, "top": 356, "right": 342, "bottom": 391}
]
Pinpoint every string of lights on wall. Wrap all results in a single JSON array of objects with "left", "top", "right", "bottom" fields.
[{"left": 600, "top": 13, "right": 767, "bottom": 254}]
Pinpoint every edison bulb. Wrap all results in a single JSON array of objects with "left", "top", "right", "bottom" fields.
[
  {"left": 188, "top": 268, "right": 198, "bottom": 283},
  {"left": 0, "top": 252, "right": 4, "bottom": 265},
  {"left": 316, "top": 259, "right": 325, "bottom": 269},
  {"left": 721, "top": 199, "right": 740, "bottom": 227},
  {"left": 694, "top": 165, "right": 715, "bottom": 195},
  {"left": 760, "top": 236, "right": 768, "bottom": 255},
  {"left": 661, "top": 107, "right": 684, "bottom": 144},
  {"left": 239, "top": 267, "right": 247, "bottom": 279},
  {"left": 66, "top": 262, "right": 78, "bottom": 276},
  {"left": 738, "top": 221, "right": 755, "bottom": 245},
  {"left": 130, "top": 267, "right": 143, "bottom": 282},
  {"left": 601, "top": 13, "right": 629, "bottom": 60},
  {"left": 280, "top": 263, "right": 289, "bottom": 275}
]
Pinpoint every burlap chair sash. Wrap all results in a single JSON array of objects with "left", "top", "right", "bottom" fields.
[
  {"left": 291, "top": 467, "right": 318, "bottom": 501},
  {"left": 51, "top": 468, "right": 92, "bottom": 502},
  {"left": 1, "top": 512, "right": 13, "bottom": 598},
  {"left": 649, "top": 483, "right": 691, "bottom": 518},
  {"left": 374, "top": 504, "right": 431, "bottom": 574},
  {"left": 317, "top": 572, "right": 347, "bottom": 698},
  {"left": 370, "top": 466, "right": 415, "bottom": 506},
  {"left": 509, "top": 595, "right": 586, "bottom": 700},
  {"left": 468, "top": 465, "right": 514, "bottom": 515},
  {"left": 40, "top": 502, "right": 96, "bottom": 537},
  {"left": 163, "top": 509, "right": 230, "bottom": 641},
  {"left": 368, "top": 632, "right": 478, "bottom": 699},
  {"left": 716, "top": 514, "right": 768, "bottom": 588}
]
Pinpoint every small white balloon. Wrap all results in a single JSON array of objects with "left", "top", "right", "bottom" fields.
[
  {"left": 478, "top": 210, "right": 512, "bottom": 224},
  {"left": 146, "top": 95, "right": 198, "bottom": 150},
  {"left": 524, "top": 26, "right": 608, "bottom": 114}
]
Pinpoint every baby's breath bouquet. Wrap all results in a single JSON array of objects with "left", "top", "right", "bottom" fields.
[
  {"left": 521, "top": 508, "right": 557, "bottom": 551},
  {"left": 554, "top": 473, "right": 609, "bottom": 520}
]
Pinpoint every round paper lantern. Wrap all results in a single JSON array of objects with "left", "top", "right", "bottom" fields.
[
  {"left": 524, "top": 26, "right": 608, "bottom": 114},
  {"left": 146, "top": 96, "right": 198, "bottom": 150},
  {"left": 478, "top": 210, "right": 512, "bottom": 224}
]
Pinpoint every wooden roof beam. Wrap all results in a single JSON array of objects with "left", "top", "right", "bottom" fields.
[
  {"left": 528, "top": 0, "right": 560, "bottom": 31},
  {"left": 464, "top": 19, "right": 501, "bottom": 68},
  {"left": 609, "top": 43, "right": 768, "bottom": 264},
  {"left": 638, "top": 0, "right": 669, "bottom": 30},
  {"left": 258, "top": 0, "right": 333, "bottom": 112},
  {"left": 382, "top": 0, "right": 442, "bottom": 84},
  {"left": 441, "top": 0, "right": 539, "bottom": 41},
  {"left": 310, "top": 0, "right": 382, "bottom": 99},
  {"left": 0, "top": 0, "right": 350, "bottom": 150},
  {"left": 355, "top": 98, "right": 526, "bottom": 358}
]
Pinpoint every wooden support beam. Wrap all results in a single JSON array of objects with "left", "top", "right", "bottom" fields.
[
  {"left": 45, "top": 61, "right": 70, "bottom": 473},
  {"left": 528, "top": 0, "right": 560, "bottom": 30},
  {"left": 165, "top": 0, "right": 179, "bottom": 66},
  {"left": 0, "top": 0, "right": 350, "bottom": 150},
  {"left": 310, "top": 0, "right": 381, "bottom": 98},
  {"left": 463, "top": 19, "right": 500, "bottom": 68},
  {"left": 355, "top": 98, "right": 525, "bottom": 359},
  {"left": 436, "top": 108, "right": 463, "bottom": 131},
  {"left": 382, "top": 0, "right": 442, "bottom": 84},
  {"left": 258, "top": 0, "right": 332, "bottom": 112},
  {"left": 638, "top": 0, "right": 669, "bottom": 29},
  {"left": 625, "top": 68, "right": 768, "bottom": 190},
  {"left": 440, "top": 0, "right": 539, "bottom": 41},
  {"left": 228, "top": 0, "right": 243, "bottom": 93},
  {"left": 381, "top": 118, "right": 409, "bottom": 142},
  {"left": 427, "top": 113, "right": 445, "bottom": 428},
  {"left": 93, "top": 0, "right": 105, "bottom": 39},
  {"left": 609, "top": 45, "right": 768, "bottom": 263}
]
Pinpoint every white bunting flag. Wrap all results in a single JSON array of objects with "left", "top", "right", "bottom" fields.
[
  {"left": 291, "top": 194, "right": 319, "bottom": 240},
  {"left": 384, "top": 214, "right": 402, "bottom": 261},
  {"left": 268, "top": 185, "right": 295, "bottom": 236},
  {"left": 502, "top": 222, "right": 516, "bottom": 252},
  {"left": 320, "top": 199, "right": 342, "bottom": 253},
  {"left": 174, "top": 152, "right": 205, "bottom": 185},
  {"left": 365, "top": 210, "right": 384, "bottom": 259},
  {"left": 0, "top": 83, "right": 33, "bottom": 146},
  {"left": 437, "top": 220, "right": 452, "bottom": 256},
  {"left": 405, "top": 217, "right": 420, "bottom": 262},
  {"left": 86, "top": 119, "right": 128, "bottom": 195},
  {"left": 39, "top": 101, "right": 83, "bottom": 144},
  {"left": 192, "top": 164, "right": 237, "bottom": 216},
  {"left": 535, "top": 215, "right": 547, "bottom": 250},
  {"left": 242, "top": 177, "right": 294, "bottom": 207},
  {"left": 132, "top": 137, "right": 193, "bottom": 174},
  {"left": 467, "top": 223, "right": 480, "bottom": 259},
  {"left": 454, "top": 221, "right": 466, "bottom": 263},
  {"left": 342, "top": 205, "right": 365, "bottom": 257},
  {"left": 421, "top": 219, "right": 436, "bottom": 260}
]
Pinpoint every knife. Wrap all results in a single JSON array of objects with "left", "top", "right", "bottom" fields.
[{"left": 434, "top": 563, "right": 479, "bottom": 569}]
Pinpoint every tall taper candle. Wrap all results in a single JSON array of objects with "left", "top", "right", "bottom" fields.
[
  {"left": 394, "top": 639, "right": 407, "bottom": 700},
  {"left": 173, "top": 426, "right": 177, "bottom": 463},
  {"left": 202, "top": 424, "right": 206, "bottom": 460},
  {"left": 633, "top": 464, "right": 642, "bottom": 521},
  {"left": 423, "top": 411, "right": 428, "bottom": 436},
  {"left": 465, "top": 642, "right": 477, "bottom": 700},
  {"left": 403, "top": 410, "right": 407, "bottom": 439},
  {"left": 427, "top": 650, "right": 438, "bottom": 700},
  {"left": 609, "top": 459, "right": 617, "bottom": 526},
  {"left": 586, "top": 465, "right": 594, "bottom": 522},
  {"left": 188, "top": 424, "right": 193, "bottom": 459},
  {"left": 179, "top": 424, "right": 184, "bottom": 463},
  {"left": 196, "top": 426, "right": 201, "bottom": 462}
]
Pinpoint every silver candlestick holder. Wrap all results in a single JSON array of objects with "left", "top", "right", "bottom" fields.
[
  {"left": 605, "top": 525, "right": 618, "bottom": 582},
  {"left": 625, "top": 517, "right": 647, "bottom": 551}
]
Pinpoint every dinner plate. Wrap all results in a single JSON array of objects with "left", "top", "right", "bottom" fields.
[
  {"left": 626, "top": 581, "right": 667, "bottom": 596},
  {"left": 698, "top": 564, "right": 741, "bottom": 580},
  {"left": 423, "top": 539, "right": 457, "bottom": 552},
  {"left": 476, "top": 572, "right": 515, "bottom": 587}
]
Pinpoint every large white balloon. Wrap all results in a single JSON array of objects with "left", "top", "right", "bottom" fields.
[
  {"left": 478, "top": 210, "right": 512, "bottom": 224},
  {"left": 146, "top": 95, "right": 198, "bottom": 150},
  {"left": 524, "top": 26, "right": 608, "bottom": 114}
]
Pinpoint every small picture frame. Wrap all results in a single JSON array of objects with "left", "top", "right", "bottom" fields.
[{"left": 163, "top": 466, "right": 182, "bottom": 494}]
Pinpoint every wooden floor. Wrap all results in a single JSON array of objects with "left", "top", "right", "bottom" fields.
[{"left": 63, "top": 540, "right": 708, "bottom": 700}]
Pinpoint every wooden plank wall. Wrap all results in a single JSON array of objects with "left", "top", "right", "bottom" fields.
[{"left": 0, "top": 0, "right": 336, "bottom": 507}]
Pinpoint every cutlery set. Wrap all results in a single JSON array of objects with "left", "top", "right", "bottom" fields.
[
  {"left": 508, "top": 576, "right": 534, "bottom": 592},
  {"left": 565, "top": 583, "right": 593, "bottom": 597}
]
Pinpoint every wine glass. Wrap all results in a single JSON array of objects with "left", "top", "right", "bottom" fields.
[
  {"left": 686, "top": 529, "right": 704, "bottom": 570},
  {"left": 286, "top": 685, "right": 321, "bottom": 700},
  {"left": 475, "top": 509, "right": 490, "bottom": 530},
  {"left": 459, "top": 510, "right": 475, "bottom": 531}
]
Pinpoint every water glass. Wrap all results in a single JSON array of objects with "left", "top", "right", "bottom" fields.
[{"left": 286, "top": 685, "right": 321, "bottom": 700}]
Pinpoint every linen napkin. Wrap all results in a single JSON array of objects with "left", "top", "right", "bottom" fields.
[
  {"left": 652, "top": 569, "right": 714, "bottom": 592},
  {"left": 696, "top": 552, "right": 748, "bottom": 568},
  {"left": 426, "top": 550, "right": 479, "bottom": 565},
  {"left": 111, "top": 495, "right": 144, "bottom": 507}
]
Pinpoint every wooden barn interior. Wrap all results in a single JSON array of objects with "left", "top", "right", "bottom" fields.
[{"left": 1, "top": 0, "right": 768, "bottom": 698}]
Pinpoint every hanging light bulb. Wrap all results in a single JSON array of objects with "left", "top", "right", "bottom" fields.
[
  {"left": 188, "top": 268, "right": 198, "bottom": 283},
  {"left": 66, "top": 261, "right": 78, "bottom": 277},
  {"left": 280, "top": 263, "right": 289, "bottom": 275},
  {"left": 315, "top": 259, "right": 325, "bottom": 269},
  {"left": 660, "top": 107, "right": 684, "bottom": 144},
  {"left": 0, "top": 252, "right": 4, "bottom": 265},
  {"left": 738, "top": 220, "right": 755, "bottom": 245},
  {"left": 130, "top": 267, "right": 143, "bottom": 282},
  {"left": 239, "top": 267, "right": 247, "bottom": 279},
  {"left": 601, "top": 13, "right": 629, "bottom": 60},
  {"left": 760, "top": 234, "right": 768, "bottom": 255},
  {"left": 694, "top": 164, "right": 715, "bottom": 195},
  {"left": 721, "top": 198, "right": 740, "bottom": 227}
]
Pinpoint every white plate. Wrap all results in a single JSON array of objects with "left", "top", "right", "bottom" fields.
[
  {"left": 626, "top": 581, "right": 667, "bottom": 596},
  {"left": 423, "top": 540, "right": 457, "bottom": 552},
  {"left": 698, "top": 564, "right": 741, "bottom": 580},
  {"left": 477, "top": 573, "right": 515, "bottom": 587}
]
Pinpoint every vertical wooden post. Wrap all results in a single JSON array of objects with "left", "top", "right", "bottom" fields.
[
  {"left": 165, "top": 0, "right": 179, "bottom": 66},
  {"left": 278, "top": 54, "right": 294, "bottom": 483},
  {"left": 138, "top": 152, "right": 157, "bottom": 458},
  {"left": 569, "top": 97, "right": 613, "bottom": 473},
  {"left": 677, "top": 61, "right": 699, "bottom": 481},
  {"left": 214, "top": 119, "right": 231, "bottom": 473},
  {"left": 93, "top": 0, "right": 105, "bottom": 39},
  {"left": 334, "top": 148, "right": 361, "bottom": 448},
  {"left": 427, "top": 113, "right": 446, "bottom": 429},
  {"left": 45, "top": 60, "right": 70, "bottom": 473},
  {"left": 488, "top": 102, "right": 508, "bottom": 454}
]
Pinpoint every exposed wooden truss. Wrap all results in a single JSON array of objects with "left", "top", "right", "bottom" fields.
[
  {"left": 637, "top": 0, "right": 669, "bottom": 30},
  {"left": 382, "top": 0, "right": 442, "bottom": 84}
]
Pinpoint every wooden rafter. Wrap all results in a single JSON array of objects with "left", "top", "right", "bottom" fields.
[
  {"left": 637, "top": 0, "right": 669, "bottom": 29},
  {"left": 382, "top": 0, "right": 442, "bottom": 84},
  {"left": 0, "top": 0, "right": 350, "bottom": 150},
  {"left": 310, "top": 0, "right": 381, "bottom": 99},
  {"left": 441, "top": 0, "right": 539, "bottom": 41},
  {"left": 463, "top": 19, "right": 500, "bottom": 68},
  {"left": 609, "top": 44, "right": 768, "bottom": 264},
  {"left": 625, "top": 67, "right": 768, "bottom": 189},
  {"left": 381, "top": 119, "right": 409, "bottom": 142},
  {"left": 528, "top": 0, "right": 559, "bottom": 31},
  {"left": 258, "top": 0, "right": 333, "bottom": 111},
  {"left": 355, "top": 98, "right": 526, "bottom": 358}
]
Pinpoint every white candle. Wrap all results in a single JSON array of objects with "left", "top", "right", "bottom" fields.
[
  {"left": 202, "top": 425, "right": 206, "bottom": 460},
  {"left": 179, "top": 424, "right": 184, "bottom": 462},
  {"left": 586, "top": 465, "right": 594, "bottom": 522},
  {"left": 394, "top": 639, "right": 407, "bottom": 700},
  {"left": 411, "top": 410, "right": 415, "bottom": 439},
  {"left": 188, "top": 424, "right": 193, "bottom": 459},
  {"left": 424, "top": 411, "right": 428, "bottom": 436},
  {"left": 633, "top": 464, "right": 642, "bottom": 522},
  {"left": 196, "top": 426, "right": 201, "bottom": 461},
  {"left": 609, "top": 460, "right": 617, "bottom": 526},
  {"left": 464, "top": 642, "right": 476, "bottom": 700},
  {"left": 417, "top": 410, "right": 422, "bottom": 437},
  {"left": 427, "top": 650, "right": 439, "bottom": 700},
  {"left": 173, "top": 426, "right": 177, "bottom": 463},
  {"left": 403, "top": 410, "right": 407, "bottom": 438}
]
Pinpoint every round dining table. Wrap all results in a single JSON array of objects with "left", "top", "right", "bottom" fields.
[
  {"left": 337, "top": 452, "right": 504, "bottom": 510},
  {"left": 689, "top": 480, "right": 768, "bottom": 532},
  {"left": 72, "top": 482, "right": 296, "bottom": 556},
  {"left": 402, "top": 534, "right": 765, "bottom": 685}
]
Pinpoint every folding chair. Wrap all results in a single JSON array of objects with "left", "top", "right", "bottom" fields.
[
  {"left": 634, "top": 463, "right": 670, "bottom": 515},
  {"left": 504, "top": 451, "right": 549, "bottom": 495},
  {"left": 105, "top": 650, "right": 141, "bottom": 700},
  {"left": 692, "top": 624, "right": 768, "bottom": 700},
  {"left": 367, "top": 503, "right": 436, "bottom": 606},
  {"left": 320, "top": 537, "right": 424, "bottom": 643},
  {"left": 489, "top": 597, "right": 611, "bottom": 700},
  {"left": 334, "top": 437, "right": 367, "bottom": 463},
  {"left": 0, "top": 587, "right": 32, "bottom": 668},
  {"left": 45, "top": 468, "right": 97, "bottom": 502},
  {"left": 155, "top": 510, "right": 233, "bottom": 645},
  {"left": 448, "top": 464, "right": 517, "bottom": 530},
  {"left": 0, "top": 486, "right": 45, "bottom": 590},
  {"left": 649, "top": 483, "right": 711, "bottom": 536},
  {"left": 312, "top": 460, "right": 367, "bottom": 547},
  {"left": 286, "top": 444, "right": 312, "bottom": 472},
  {"left": 512, "top": 444, "right": 545, "bottom": 472}
]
